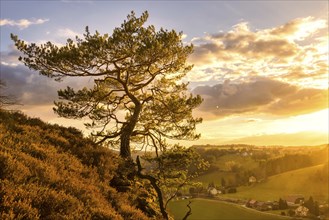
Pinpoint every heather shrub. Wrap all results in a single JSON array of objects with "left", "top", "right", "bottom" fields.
[{"left": 0, "top": 110, "right": 150, "bottom": 219}]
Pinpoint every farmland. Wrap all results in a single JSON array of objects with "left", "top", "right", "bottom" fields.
[
  {"left": 193, "top": 145, "right": 328, "bottom": 201},
  {"left": 168, "top": 198, "right": 290, "bottom": 220},
  {"left": 220, "top": 164, "right": 328, "bottom": 202}
]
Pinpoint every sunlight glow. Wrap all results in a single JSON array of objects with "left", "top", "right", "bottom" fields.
[{"left": 270, "top": 108, "right": 329, "bottom": 134}]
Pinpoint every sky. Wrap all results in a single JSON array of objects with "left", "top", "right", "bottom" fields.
[{"left": 1, "top": 0, "right": 328, "bottom": 146}]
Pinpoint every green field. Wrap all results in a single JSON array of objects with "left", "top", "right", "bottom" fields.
[
  {"left": 220, "top": 164, "right": 328, "bottom": 202},
  {"left": 168, "top": 198, "right": 290, "bottom": 220},
  {"left": 194, "top": 154, "right": 259, "bottom": 187},
  {"left": 194, "top": 171, "right": 236, "bottom": 187}
]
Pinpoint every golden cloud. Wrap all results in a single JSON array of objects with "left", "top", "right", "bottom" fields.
[
  {"left": 188, "top": 16, "right": 328, "bottom": 89},
  {"left": 266, "top": 88, "right": 328, "bottom": 116},
  {"left": 193, "top": 78, "right": 328, "bottom": 119}
]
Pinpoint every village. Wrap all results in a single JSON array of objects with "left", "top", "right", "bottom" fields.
[{"left": 180, "top": 175, "right": 328, "bottom": 220}]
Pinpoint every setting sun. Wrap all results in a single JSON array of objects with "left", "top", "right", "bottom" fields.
[{"left": 280, "top": 108, "right": 329, "bottom": 133}]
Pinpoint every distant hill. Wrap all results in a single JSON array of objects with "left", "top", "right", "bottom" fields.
[
  {"left": 192, "top": 143, "right": 328, "bottom": 149},
  {"left": 223, "top": 131, "right": 328, "bottom": 146},
  {"left": 0, "top": 110, "right": 150, "bottom": 219},
  {"left": 193, "top": 143, "right": 328, "bottom": 204},
  {"left": 221, "top": 163, "right": 329, "bottom": 201}
]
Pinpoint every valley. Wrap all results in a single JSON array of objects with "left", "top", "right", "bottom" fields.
[{"left": 169, "top": 144, "right": 329, "bottom": 219}]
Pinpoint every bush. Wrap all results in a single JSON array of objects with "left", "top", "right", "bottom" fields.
[{"left": 227, "top": 188, "right": 237, "bottom": 193}]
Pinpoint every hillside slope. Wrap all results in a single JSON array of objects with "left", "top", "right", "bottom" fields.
[
  {"left": 0, "top": 110, "right": 150, "bottom": 219},
  {"left": 222, "top": 164, "right": 328, "bottom": 201}
]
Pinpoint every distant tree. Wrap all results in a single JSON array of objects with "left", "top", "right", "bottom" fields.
[
  {"left": 189, "top": 187, "right": 196, "bottom": 195},
  {"left": 225, "top": 160, "right": 241, "bottom": 172},
  {"left": 221, "top": 177, "right": 226, "bottom": 187},
  {"left": 279, "top": 198, "right": 288, "bottom": 210},
  {"left": 305, "top": 196, "right": 318, "bottom": 215},
  {"left": 208, "top": 181, "right": 215, "bottom": 188},
  {"left": 314, "top": 201, "right": 320, "bottom": 216},
  {"left": 227, "top": 187, "right": 237, "bottom": 193},
  {"left": 235, "top": 172, "right": 241, "bottom": 185}
]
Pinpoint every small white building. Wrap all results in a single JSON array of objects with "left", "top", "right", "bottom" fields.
[
  {"left": 207, "top": 187, "right": 218, "bottom": 196},
  {"left": 249, "top": 176, "right": 257, "bottom": 183}
]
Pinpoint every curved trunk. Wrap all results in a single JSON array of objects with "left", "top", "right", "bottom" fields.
[
  {"left": 110, "top": 92, "right": 142, "bottom": 192},
  {"left": 120, "top": 102, "right": 141, "bottom": 159}
]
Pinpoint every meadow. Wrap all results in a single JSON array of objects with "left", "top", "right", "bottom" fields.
[
  {"left": 168, "top": 198, "right": 290, "bottom": 220},
  {"left": 220, "top": 164, "right": 328, "bottom": 202},
  {"left": 193, "top": 145, "right": 328, "bottom": 202}
]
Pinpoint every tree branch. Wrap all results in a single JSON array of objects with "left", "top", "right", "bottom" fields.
[
  {"left": 182, "top": 201, "right": 192, "bottom": 220},
  {"left": 136, "top": 156, "right": 169, "bottom": 220}
]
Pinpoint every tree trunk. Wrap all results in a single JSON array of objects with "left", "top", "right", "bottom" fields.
[
  {"left": 120, "top": 132, "right": 132, "bottom": 159},
  {"left": 110, "top": 101, "right": 141, "bottom": 192},
  {"left": 119, "top": 102, "right": 141, "bottom": 159}
]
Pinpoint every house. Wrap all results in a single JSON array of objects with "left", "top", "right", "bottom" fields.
[
  {"left": 256, "top": 202, "right": 269, "bottom": 211},
  {"left": 249, "top": 176, "right": 257, "bottom": 184},
  {"left": 207, "top": 187, "right": 218, "bottom": 196},
  {"left": 265, "top": 201, "right": 274, "bottom": 210},
  {"left": 271, "top": 201, "right": 279, "bottom": 210},
  {"left": 285, "top": 195, "right": 304, "bottom": 206},
  {"left": 295, "top": 206, "right": 309, "bottom": 217},
  {"left": 246, "top": 199, "right": 258, "bottom": 208}
]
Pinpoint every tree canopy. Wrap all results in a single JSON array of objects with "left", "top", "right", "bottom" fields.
[{"left": 12, "top": 11, "right": 202, "bottom": 159}]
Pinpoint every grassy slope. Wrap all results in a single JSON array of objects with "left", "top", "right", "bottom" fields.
[
  {"left": 0, "top": 110, "right": 149, "bottom": 219},
  {"left": 221, "top": 164, "right": 328, "bottom": 201},
  {"left": 168, "top": 198, "right": 290, "bottom": 220}
]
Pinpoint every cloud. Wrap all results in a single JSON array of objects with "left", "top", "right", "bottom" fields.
[
  {"left": 187, "top": 16, "right": 328, "bottom": 89},
  {"left": 193, "top": 78, "right": 328, "bottom": 119},
  {"left": 0, "top": 18, "right": 49, "bottom": 29},
  {"left": 0, "top": 64, "right": 58, "bottom": 105},
  {"left": 0, "top": 63, "right": 94, "bottom": 106},
  {"left": 190, "top": 17, "right": 327, "bottom": 63},
  {"left": 270, "top": 16, "right": 327, "bottom": 41},
  {"left": 266, "top": 88, "right": 328, "bottom": 116},
  {"left": 0, "top": 45, "right": 23, "bottom": 66},
  {"left": 57, "top": 28, "right": 82, "bottom": 39},
  {"left": 224, "top": 131, "right": 328, "bottom": 146}
]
